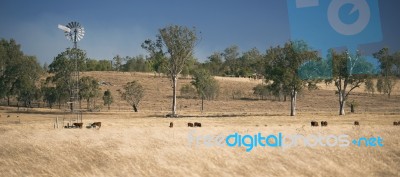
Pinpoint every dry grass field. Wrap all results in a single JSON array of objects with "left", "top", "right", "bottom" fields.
[{"left": 0, "top": 71, "right": 400, "bottom": 177}]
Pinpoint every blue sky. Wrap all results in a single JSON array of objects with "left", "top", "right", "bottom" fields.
[{"left": 0, "top": 0, "right": 399, "bottom": 64}]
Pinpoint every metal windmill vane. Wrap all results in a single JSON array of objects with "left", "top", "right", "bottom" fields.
[{"left": 58, "top": 21, "right": 85, "bottom": 49}]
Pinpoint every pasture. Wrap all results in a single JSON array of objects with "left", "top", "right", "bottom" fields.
[{"left": 0, "top": 71, "right": 399, "bottom": 177}]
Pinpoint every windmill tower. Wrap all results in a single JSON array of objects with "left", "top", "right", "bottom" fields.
[{"left": 58, "top": 22, "right": 85, "bottom": 113}]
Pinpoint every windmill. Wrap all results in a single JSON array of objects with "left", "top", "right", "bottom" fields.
[{"left": 58, "top": 21, "right": 85, "bottom": 114}]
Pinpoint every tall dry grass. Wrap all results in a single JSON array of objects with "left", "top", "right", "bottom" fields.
[
  {"left": 0, "top": 113, "right": 399, "bottom": 177},
  {"left": 0, "top": 71, "right": 399, "bottom": 176}
]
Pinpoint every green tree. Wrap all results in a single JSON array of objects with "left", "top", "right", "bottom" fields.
[
  {"left": 373, "top": 48, "right": 398, "bottom": 98},
  {"left": 158, "top": 25, "right": 198, "bottom": 116},
  {"left": 0, "top": 39, "right": 43, "bottom": 106},
  {"left": 376, "top": 77, "right": 384, "bottom": 94},
  {"left": 222, "top": 45, "right": 240, "bottom": 76},
  {"left": 97, "top": 60, "right": 113, "bottom": 71},
  {"left": 119, "top": 81, "right": 144, "bottom": 112},
  {"left": 0, "top": 39, "right": 24, "bottom": 105},
  {"left": 204, "top": 52, "right": 223, "bottom": 75},
  {"left": 48, "top": 48, "right": 87, "bottom": 110},
  {"left": 328, "top": 49, "right": 371, "bottom": 115},
  {"left": 253, "top": 84, "right": 269, "bottom": 100},
  {"left": 42, "top": 86, "right": 57, "bottom": 108},
  {"left": 14, "top": 56, "right": 43, "bottom": 108},
  {"left": 181, "top": 56, "right": 198, "bottom": 78},
  {"left": 265, "top": 41, "right": 319, "bottom": 116},
  {"left": 123, "top": 55, "right": 151, "bottom": 72},
  {"left": 191, "top": 69, "right": 219, "bottom": 111},
  {"left": 113, "top": 55, "right": 123, "bottom": 71},
  {"left": 103, "top": 89, "right": 113, "bottom": 110},
  {"left": 238, "top": 48, "right": 261, "bottom": 77},
  {"left": 364, "top": 77, "right": 375, "bottom": 95},
  {"left": 180, "top": 84, "right": 197, "bottom": 99},
  {"left": 85, "top": 58, "right": 99, "bottom": 71},
  {"left": 141, "top": 35, "right": 167, "bottom": 76},
  {"left": 79, "top": 76, "right": 100, "bottom": 110}
]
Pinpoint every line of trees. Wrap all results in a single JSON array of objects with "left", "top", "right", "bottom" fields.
[{"left": 1, "top": 25, "right": 399, "bottom": 116}]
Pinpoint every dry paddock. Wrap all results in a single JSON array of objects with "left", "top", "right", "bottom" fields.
[{"left": 0, "top": 111, "right": 399, "bottom": 177}]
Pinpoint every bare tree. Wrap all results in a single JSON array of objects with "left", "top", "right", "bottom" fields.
[
  {"left": 119, "top": 81, "right": 144, "bottom": 112},
  {"left": 159, "top": 25, "right": 198, "bottom": 117}
]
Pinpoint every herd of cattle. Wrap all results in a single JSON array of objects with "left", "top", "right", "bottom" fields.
[
  {"left": 311, "top": 120, "right": 400, "bottom": 126},
  {"left": 311, "top": 121, "right": 359, "bottom": 127},
  {"left": 70, "top": 120, "right": 400, "bottom": 129},
  {"left": 168, "top": 120, "right": 400, "bottom": 128},
  {"left": 168, "top": 122, "right": 202, "bottom": 128},
  {"left": 1, "top": 114, "right": 399, "bottom": 128},
  {"left": 66, "top": 122, "right": 101, "bottom": 129}
]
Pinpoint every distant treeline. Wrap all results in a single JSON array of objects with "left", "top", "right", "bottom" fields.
[{"left": 1, "top": 37, "right": 399, "bottom": 114}]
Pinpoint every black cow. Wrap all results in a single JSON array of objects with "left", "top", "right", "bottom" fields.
[
  {"left": 73, "top": 123, "right": 83, "bottom": 128},
  {"left": 311, "top": 121, "right": 319, "bottom": 127},
  {"left": 194, "top": 122, "right": 202, "bottom": 127}
]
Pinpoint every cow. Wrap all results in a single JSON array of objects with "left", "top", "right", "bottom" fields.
[
  {"left": 188, "top": 123, "right": 194, "bottom": 127},
  {"left": 354, "top": 121, "right": 359, "bottom": 126},
  {"left": 169, "top": 122, "right": 173, "bottom": 128},
  {"left": 73, "top": 123, "right": 83, "bottom": 129},
  {"left": 394, "top": 122, "right": 398, "bottom": 126},
  {"left": 194, "top": 122, "right": 202, "bottom": 127},
  {"left": 321, "top": 121, "right": 328, "bottom": 127},
  {"left": 91, "top": 122, "right": 102, "bottom": 129},
  {"left": 311, "top": 121, "right": 319, "bottom": 127}
]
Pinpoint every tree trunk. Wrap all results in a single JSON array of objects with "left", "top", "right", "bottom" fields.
[
  {"left": 339, "top": 92, "right": 345, "bottom": 115},
  {"left": 201, "top": 96, "right": 204, "bottom": 112},
  {"left": 172, "top": 76, "right": 177, "bottom": 116},
  {"left": 87, "top": 99, "right": 90, "bottom": 110},
  {"left": 108, "top": 104, "right": 110, "bottom": 110},
  {"left": 7, "top": 96, "right": 10, "bottom": 106},
  {"left": 133, "top": 104, "right": 138, "bottom": 112},
  {"left": 290, "top": 90, "right": 297, "bottom": 116},
  {"left": 70, "top": 96, "right": 73, "bottom": 112},
  {"left": 350, "top": 104, "right": 354, "bottom": 113}
]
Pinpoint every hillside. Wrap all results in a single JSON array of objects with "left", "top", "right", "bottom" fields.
[{"left": 80, "top": 71, "right": 400, "bottom": 115}]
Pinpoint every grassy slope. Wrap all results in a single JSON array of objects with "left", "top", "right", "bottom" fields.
[{"left": 0, "top": 71, "right": 399, "bottom": 177}]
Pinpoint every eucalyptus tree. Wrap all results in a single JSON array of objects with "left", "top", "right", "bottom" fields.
[
  {"left": 157, "top": 25, "right": 198, "bottom": 116},
  {"left": 264, "top": 41, "right": 319, "bottom": 116}
]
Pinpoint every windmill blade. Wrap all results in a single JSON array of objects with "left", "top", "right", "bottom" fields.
[
  {"left": 61, "top": 21, "right": 84, "bottom": 42},
  {"left": 58, "top": 24, "right": 71, "bottom": 33}
]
